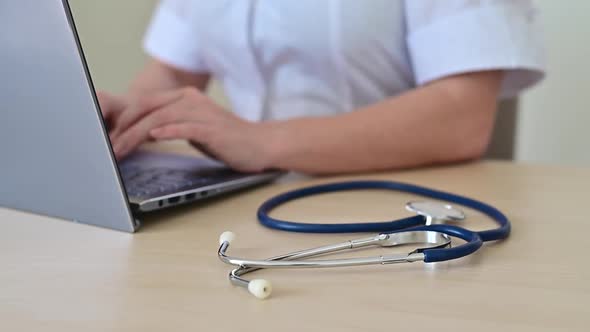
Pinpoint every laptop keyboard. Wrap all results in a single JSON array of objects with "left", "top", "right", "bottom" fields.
[{"left": 120, "top": 166, "right": 245, "bottom": 198}]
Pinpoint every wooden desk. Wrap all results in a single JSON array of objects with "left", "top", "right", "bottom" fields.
[{"left": 1, "top": 158, "right": 589, "bottom": 331}]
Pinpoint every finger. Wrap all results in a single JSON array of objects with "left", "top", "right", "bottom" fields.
[
  {"left": 96, "top": 91, "right": 126, "bottom": 127},
  {"left": 110, "top": 89, "right": 184, "bottom": 140},
  {"left": 112, "top": 102, "right": 193, "bottom": 158},
  {"left": 149, "top": 123, "right": 207, "bottom": 140}
]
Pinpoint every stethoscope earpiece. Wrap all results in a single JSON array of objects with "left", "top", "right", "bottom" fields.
[
  {"left": 219, "top": 232, "right": 274, "bottom": 299},
  {"left": 248, "top": 279, "right": 273, "bottom": 299},
  {"left": 219, "top": 231, "right": 236, "bottom": 246}
]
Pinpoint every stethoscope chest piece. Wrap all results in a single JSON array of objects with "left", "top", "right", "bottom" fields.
[{"left": 405, "top": 201, "right": 466, "bottom": 225}]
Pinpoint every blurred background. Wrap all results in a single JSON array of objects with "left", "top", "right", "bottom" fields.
[{"left": 69, "top": 0, "right": 590, "bottom": 167}]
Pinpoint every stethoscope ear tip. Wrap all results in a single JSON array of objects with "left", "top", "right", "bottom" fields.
[
  {"left": 219, "top": 231, "right": 236, "bottom": 245},
  {"left": 248, "top": 279, "right": 273, "bottom": 299}
]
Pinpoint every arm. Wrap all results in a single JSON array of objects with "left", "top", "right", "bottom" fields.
[
  {"left": 127, "top": 58, "right": 210, "bottom": 97},
  {"left": 111, "top": 70, "right": 502, "bottom": 174},
  {"left": 261, "top": 70, "right": 503, "bottom": 174}
]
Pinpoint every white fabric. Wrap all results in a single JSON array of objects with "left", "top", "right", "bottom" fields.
[{"left": 144, "top": 0, "right": 545, "bottom": 122}]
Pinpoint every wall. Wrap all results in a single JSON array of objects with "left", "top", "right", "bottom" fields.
[
  {"left": 68, "top": 0, "right": 158, "bottom": 94},
  {"left": 69, "top": 0, "right": 228, "bottom": 105},
  {"left": 516, "top": 0, "right": 590, "bottom": 166}
]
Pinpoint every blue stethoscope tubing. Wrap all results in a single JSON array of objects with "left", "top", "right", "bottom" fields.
[{"left": 257, "top": 180, "right": 511, "bottom": 263}]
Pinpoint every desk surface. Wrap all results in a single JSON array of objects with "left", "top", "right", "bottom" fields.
[{"left": 1, "top": 154, "right": 589, "bottom": 331}]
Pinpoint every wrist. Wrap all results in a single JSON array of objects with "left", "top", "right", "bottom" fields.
[{"left": 252, "top": 120, "right": 286, "bottom": 170}]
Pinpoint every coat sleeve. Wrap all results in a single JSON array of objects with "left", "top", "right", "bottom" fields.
[
  {"left": 405, "top": 0, "right": 545, "bottom": 98},
  {"left": 142, "top": 0, "right": 207, "bottom": 72}
]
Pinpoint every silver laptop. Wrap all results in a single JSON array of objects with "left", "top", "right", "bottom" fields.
[{"left": 0, "top": 0, "right": 282, "bottom": 232}]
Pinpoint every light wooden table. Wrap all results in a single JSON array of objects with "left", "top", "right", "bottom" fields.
[{"left": 1, "top": 155, "right": 589, "bottom": 331}]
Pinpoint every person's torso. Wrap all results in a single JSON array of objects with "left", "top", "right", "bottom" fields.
[{"left": 186, "top": 0, "right": 415, "bottom": 121}]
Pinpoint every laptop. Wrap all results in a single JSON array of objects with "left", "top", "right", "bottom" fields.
[{"left": 0, "top": 0, "right": 282, "bottom": 232}]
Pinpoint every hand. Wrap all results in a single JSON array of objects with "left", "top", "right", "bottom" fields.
[
  {"left": 109, "top": 87, "right": 274, "bottom": 173},
  {"left": 96, "top": 91, "right": 127, "bottom": 132}
]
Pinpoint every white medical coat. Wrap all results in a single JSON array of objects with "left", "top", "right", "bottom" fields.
[{"left": 144, "top": 0, "right": 545, "bottom": 121}]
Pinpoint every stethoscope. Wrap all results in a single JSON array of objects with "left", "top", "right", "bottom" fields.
[{"left": 218, "top": 180, "right": 511, "bottom": 299}]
